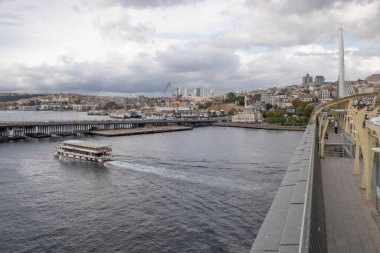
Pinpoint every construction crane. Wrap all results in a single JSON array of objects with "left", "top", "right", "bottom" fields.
[{"left": 164, "top": 81, "right": 183, "bottom": 118}]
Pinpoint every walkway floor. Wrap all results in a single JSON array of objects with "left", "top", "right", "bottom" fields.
[
  {"left": 322, "top": 156, "right": 380, "bottom": 253},
  {"left": 324, "top": 125, "right": 342, "bottom": 144}
]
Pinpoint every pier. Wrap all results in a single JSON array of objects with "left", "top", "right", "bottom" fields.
[{"left": 0, "top": 119, "right": 215, "bottom": 141}]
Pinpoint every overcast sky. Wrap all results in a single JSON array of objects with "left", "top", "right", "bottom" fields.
[{"left": 0, "top": 0, "right": 379, "bottom": 95}]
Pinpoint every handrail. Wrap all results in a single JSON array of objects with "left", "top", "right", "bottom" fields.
[{"left": 299, "top": 123, "right": 315, "bottom": 252}]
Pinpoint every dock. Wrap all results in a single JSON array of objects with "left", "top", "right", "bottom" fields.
[{"left": 90, "top": 125, "right": 193, "bottom": 136}]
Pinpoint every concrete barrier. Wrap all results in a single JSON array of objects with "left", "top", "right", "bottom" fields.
[{"left": 250, "top": 123, "right": 326, "bottom": 253}]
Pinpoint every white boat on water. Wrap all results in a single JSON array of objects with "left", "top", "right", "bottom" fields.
[{"left": 55, "top": 140, "right": 112, "bottom": 163}]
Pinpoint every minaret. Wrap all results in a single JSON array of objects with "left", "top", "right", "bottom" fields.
[
  {"left": 338, "top": 26, "right": 345, "bottom": 98},
  {"left": 244, "top": 94, "right": 248, "bottom": 108}
]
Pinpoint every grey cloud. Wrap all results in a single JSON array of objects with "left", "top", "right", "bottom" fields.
[
  {"left": 213, "top": 0, "right": 380, "bottom": 49},
  {"left": 0, "top": 43, "right": 243, "bottom": 94},
  {"left": 352, "top": 43, "right": 380, "bottom": 57},
  {"left": 96, "top": 0, "right": 204, "bottom": 8},
  {"left": 155, "top": 44, "right": 239, "bottom": 73},
  {"left": 0, "top": 13, "right": 23, "bottom": 26},
  {"left": 0, "top": 44, "right": 377, "bottom": 94},
  {"left": 94, "top": 13, "right": 155, "bottom": 42},
  {"left": 0, "top": 59, "right": 172, "bottom": 93},
  {"left": 245, "top": 0, "right": 375, "bottom": 14}
]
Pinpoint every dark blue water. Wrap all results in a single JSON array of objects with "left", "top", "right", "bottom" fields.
[{"left": 0, "top": 126, "right": 301, "bottom": 252}]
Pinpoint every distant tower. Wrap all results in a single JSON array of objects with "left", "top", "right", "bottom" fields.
[
  {"left": 303, "top": 73, "right": 313, "bottom": 84},
  {"left": 244, "top": 94, "right": 248, "bottom": 108},
  {"left": 210, "top": 88, "right": 216, "bottom": 97},
  {"left": 184, "top": 86, "right": 188, "bottom": 97},
  {"left": 338, "top": 26, "right": 345, "bottom": 98}
]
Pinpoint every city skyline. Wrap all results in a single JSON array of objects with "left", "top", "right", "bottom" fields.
[{"left": 0, "top": 0, "right": 379, "bottom": 94}]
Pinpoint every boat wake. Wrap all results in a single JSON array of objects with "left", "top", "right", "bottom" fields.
[{"left": 104, "top": 160, "right": 259, "bottom": 192}]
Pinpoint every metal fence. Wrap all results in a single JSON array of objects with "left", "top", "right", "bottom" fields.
[
  {"left": 341, "top": 133, "right": 355, "bottom": 158},
  {"left": 300, "top": 123, "right": 327, "bottom": 253}
]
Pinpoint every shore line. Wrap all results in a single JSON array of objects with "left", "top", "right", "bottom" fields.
[
  {"left": 89, "top": 125, "right": 193, "bottom": 137},
  {"left": 213, "top": 122, "right": 306, "bottom": 131}
]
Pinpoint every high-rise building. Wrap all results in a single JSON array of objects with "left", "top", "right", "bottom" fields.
[
  {"left": 315, "top": 76, "right": 325, "bottom": 84},
  {"left": 210, "top": 88, "right": 216, "bottom": 97},
  {"left": 303, "top": 73, "right": 313, "bottom": 84},
  {"left": 184, "top": 86, "right": 188, "bottom": 97},
  {"left": 193, "top": 88, "right": 201, "bottom": 97}
]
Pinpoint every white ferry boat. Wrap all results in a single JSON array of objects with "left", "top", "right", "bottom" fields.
[{"left": 55, "top": 140, "right": 112, "bottom": 163}]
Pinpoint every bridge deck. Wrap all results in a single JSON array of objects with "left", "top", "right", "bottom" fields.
[
  {"left": 325, "top": 125, "right": 342, "bottom": 144},
  {"left": 322, "top": 156, "right": 380, "bottom": 253}
]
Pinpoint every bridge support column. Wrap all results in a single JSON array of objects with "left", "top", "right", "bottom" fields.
[
  {"left": 320, "top": 114, "right": 329, "bottom": 158},
  {"left": 352, "top": 107, "right": 378, "bottom": 200},
  {"left": 353, "top": 132, "right": 361, "bottom": 175}
]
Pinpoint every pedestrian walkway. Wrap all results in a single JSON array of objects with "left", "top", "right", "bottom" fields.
[
  {"left": 322, "top": 156, "right": 380, "bottom": 252},
  {"left": 324, "top": 125, "right": 342, "bottom": 144}
]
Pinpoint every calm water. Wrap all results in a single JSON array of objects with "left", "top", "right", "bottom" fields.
[{"left": 0, "top": 113, "right": 302, "bottom": 252}]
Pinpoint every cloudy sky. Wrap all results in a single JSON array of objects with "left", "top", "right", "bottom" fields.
[{"left": 0, "top": 0, "right": 379, "bottom": 95}]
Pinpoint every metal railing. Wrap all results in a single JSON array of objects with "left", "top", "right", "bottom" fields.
[
  {"left": 341, "top": 133, "right": 355, "bottom": 158},
  {"left": 300, "top": 125, "right": 327, "bottom": 252}
]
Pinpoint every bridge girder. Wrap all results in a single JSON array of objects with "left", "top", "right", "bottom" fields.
[
  {"left": 310, "top": 92, "right": 378, "bottom": 123},
  {"left": 311, "top": 92, "right": 379, "bottom": 201}
]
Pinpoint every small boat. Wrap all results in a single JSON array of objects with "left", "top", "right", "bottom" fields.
[{"left": 55, "top": 140, "right": 112, "bottom": 163}]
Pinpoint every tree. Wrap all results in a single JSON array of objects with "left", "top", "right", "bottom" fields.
[
  {"left": 27, "top": 100, "right": 36, "bottom": 106},
  {"left": 235, "top": 96, "right": 245, "bottom": 106},
  {"left": 253, "top": 94, "right": 261, "bottom": 101},
  {"left": 103, "top": 101, "right": 122, "bottom": 110},
  {"left": 265, "top": 103, "right": 273, "bottom": 111},
  {"left": 292, "top": 98, "right": 302, "bottom": 108},
  {"left": 303, "top": 103, "right": 315, "bottom": 118},
  {"left": 225, "top": 92, "right": 236, "bottom": 103},
  {"left": 228, "top": 108, "right": 237, "bottom": 115}
]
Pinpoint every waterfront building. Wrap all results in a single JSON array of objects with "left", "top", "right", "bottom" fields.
[
  {"left": 232, "top": 95, "right": 263, "bottom": 123},
  {"left": 155, "top": 106, "right": 191, "bottom": 115},
  {"left": 72, "top": 104, "right": 97, "bottom": 111}
]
